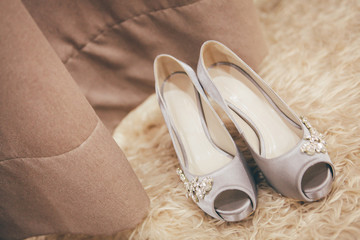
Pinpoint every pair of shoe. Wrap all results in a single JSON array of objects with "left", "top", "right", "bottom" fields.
[{"left": 154, "top": 41, "right": 335, "bottom": 222}]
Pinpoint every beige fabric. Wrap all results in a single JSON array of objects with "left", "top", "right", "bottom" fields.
[
  {"left": 22, "top": 0, "right": 268, "bottom": 131},
  {"left": 0, "top": 1, "right": 149, "bottom": 239}
]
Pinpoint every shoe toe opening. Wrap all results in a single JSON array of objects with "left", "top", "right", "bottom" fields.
[
  {"left": 301, "top": 162, "right": 333, "bottom": 201},
  {"left": 214, "top": 189, "right": 253, "bottom": 221}
]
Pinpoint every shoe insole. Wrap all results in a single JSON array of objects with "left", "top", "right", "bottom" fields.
[
  {"left": 163, "top": 73, "right": 232, "bottom": 175},
  {"left": 208, "top": 64, "right": 301, "bottom": 158}
]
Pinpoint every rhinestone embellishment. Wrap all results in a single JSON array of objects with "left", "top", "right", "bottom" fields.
[
  {"left": 176, "top": 168, "right": 213, "bottom": 203},
  {"left": 300, "top": 116, "right": 327, "bottom": 155}
]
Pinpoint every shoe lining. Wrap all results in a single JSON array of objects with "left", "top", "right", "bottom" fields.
[
  {"left": 163, "top": 73, "right": 233, "bottom": 175},
  {"left": 208, "top": 64, "right": 301, "bottom": 158}
]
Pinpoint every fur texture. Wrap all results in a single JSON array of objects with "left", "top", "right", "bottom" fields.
[{"left": 29, "top": 0, "right": 360, "bottom": 239}]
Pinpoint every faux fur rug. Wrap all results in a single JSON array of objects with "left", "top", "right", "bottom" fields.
[{"left": 30, "top": 0, "right": 360, "bottom": 239}]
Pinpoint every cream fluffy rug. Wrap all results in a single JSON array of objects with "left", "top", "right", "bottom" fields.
[{"left": 31, "top": 0, "right": 360, "bottom": 239}]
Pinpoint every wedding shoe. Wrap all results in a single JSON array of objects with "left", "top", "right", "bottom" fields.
[
  {"left": 197, "top": 40, "right": 335, "bottom": 201},
  {"left": 154, "top": 54, "right": 257, "bottom": 221}
]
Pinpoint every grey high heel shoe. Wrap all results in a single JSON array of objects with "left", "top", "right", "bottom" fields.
[
  {"left": 154, "top": 54, "right": 257, "bottom": 221},
  {"left": 197, "top": 40, "right": 335, "bottom": 202}
]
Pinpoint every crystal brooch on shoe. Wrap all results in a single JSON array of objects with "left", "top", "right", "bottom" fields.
[
  {"left": 300, "top": 116, "right": 327, "bottom": 155},
  {"left": 176, "top": 168, "right": 213, "bottom": 203}
]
